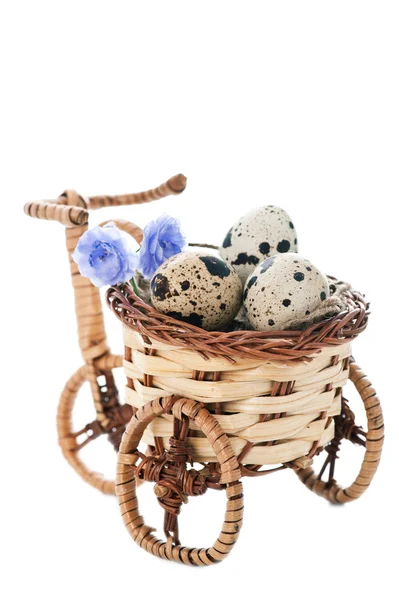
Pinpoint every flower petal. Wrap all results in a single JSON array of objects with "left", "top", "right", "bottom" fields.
[
  {"left": 72, "top": 222, "right": 138, "bottom": 287},
  {"left": 137, "top": 213, "right": 186, "bottom": 279}
]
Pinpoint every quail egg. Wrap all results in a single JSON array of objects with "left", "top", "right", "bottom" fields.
[
  {"left": 220, "top": 206, "right": 298, "bottom": 283},
  {"left": 243, "top": 253, "right": 329, "bottom": 331},
  {"left": 150, "top": 251, "right": 242, "bottom": 331}
]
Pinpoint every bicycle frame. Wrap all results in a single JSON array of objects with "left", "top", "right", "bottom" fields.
[{"left": 24, "top": 174, "right": 187, "bottom": 493}]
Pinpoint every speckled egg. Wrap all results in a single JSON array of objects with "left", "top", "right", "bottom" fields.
[
  {"left": 150, "top": 251, "right": 242, "bottom": 331},
  {"left": 220, "top": 206, "right": 298, "bottom": 283},
  {"left": 243, "top": 253, "right": 329, "bottom": 331}
]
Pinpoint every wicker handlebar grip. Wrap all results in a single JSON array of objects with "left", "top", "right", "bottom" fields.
[
  {"left": 24, "top": 201, "right": 89, "bottom": 227},
  {"left": 88, "top": 173, "right": 187, "bottom": 209}
]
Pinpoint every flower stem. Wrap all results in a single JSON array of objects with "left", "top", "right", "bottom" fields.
[
  {"left": 130, "top": 277, "right": 141, "bottom": 297},
  {"left": 188, "top": 242, "right": 218, "bottom": 250}
]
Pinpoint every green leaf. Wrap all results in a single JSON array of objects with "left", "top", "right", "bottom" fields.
[{"left": 130, "top": 277, "right": 141, "bottom": 297}]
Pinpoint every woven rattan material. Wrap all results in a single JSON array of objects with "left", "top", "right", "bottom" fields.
[
  {"left": 120, "top": 322, "right": 350, "bottom": 466},
  {"left": 107, "top": 284, "right": 368, "bottom": 362},
  {"left": 107, "top": 283, "right": 368, "bottom": 470}
]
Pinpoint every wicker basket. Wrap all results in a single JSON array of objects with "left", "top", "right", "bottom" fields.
[{"left": 107, "top": 283, "right": 384, "bottom": 566}]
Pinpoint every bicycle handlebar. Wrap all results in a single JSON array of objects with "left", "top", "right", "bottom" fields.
[{"left": 23, "top": 174, "right": 187, "bottom": 227}]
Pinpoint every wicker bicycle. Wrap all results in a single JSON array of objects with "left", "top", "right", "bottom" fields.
[{"left": 25, "top": 176, "right": 384, "bottom": 566}]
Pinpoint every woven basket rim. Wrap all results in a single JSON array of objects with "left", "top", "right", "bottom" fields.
[{"left": 106, "top": 282, "right": 368, "bottom": 362}]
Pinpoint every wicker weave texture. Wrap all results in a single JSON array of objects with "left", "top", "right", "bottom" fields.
[{"left": 122, "top": 326, "right": 352, "bottom": 467}]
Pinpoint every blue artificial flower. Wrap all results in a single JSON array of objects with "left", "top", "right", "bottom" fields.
[
  {"left": 138, "top": 213, "right": 186, "bottom": 279},
  {"left": 72, "top": 222, "right": 138, "bottom": 287}
]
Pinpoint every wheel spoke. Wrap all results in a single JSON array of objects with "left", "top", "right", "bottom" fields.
[
  {"left": 347, "top": 425, "right": 366, "bottom": 447},
  {"left": 163, "top": 505, "right": 180, "bottom": 545},
  {"left": 72, "top": 419, "right": 104, "bottom": 450}
]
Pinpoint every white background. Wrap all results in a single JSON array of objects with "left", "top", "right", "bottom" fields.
[{"left": 1, "top": 1, "right": 398, "bottom": 599}]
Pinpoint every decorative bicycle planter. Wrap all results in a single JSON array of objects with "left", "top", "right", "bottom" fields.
[{"left": 25, "top": 175, "right": 384, "bottom": 566}]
